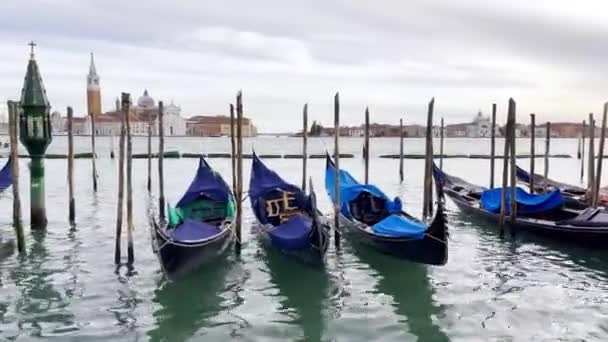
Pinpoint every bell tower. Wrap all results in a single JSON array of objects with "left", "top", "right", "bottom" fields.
[{"left": 87, "top": 52, "right": 101, "bottom": 116}]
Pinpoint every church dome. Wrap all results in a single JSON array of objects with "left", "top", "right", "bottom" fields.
[{"left": 137, "top": 89, "right": 155, "bottom": 108}]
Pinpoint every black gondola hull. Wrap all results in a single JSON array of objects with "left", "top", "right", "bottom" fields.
[
  {"left": 339, "top": 211, "right": 448, "bottom": 266},
  {"left": 152, "top": 220, "right": 234, "bottom": 277},
  {"left": 444, "top": 186, "right": 608, "bottom": 247}
]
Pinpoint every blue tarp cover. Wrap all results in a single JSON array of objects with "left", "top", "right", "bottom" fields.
[
  {"left": 480, "top": 187, "right": 564, "bottom": 214},
  {"left": 267, "top": 214, "right": 313, "bottom": 250},
  {"left": 325, "top": 158, "right": 402, "bottom": 218},
  {"left": 176, "top": 157, "right": 231, "bottom": 208},
  {"left": 372, "top": 214, "right": 426, "bottom": 239},
  {"left": 0, "top": 157, "right": 12, "bottom": 192},
  {"left": 249, "top": 154, "right": 308, "bottom": 225},
  {"left": 170, "top": 219, "right": 221, "bottom": 241}
]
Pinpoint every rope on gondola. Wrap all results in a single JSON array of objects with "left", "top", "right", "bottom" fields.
[{"left": 424, "top": 233, "right": 447, "bottom": 244}]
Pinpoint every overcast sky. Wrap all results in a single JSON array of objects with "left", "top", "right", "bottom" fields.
[{"left": 1, "top": 0, "right": 607, "bottom": 132}]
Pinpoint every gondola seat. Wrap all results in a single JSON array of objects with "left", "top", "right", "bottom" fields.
[
  {"left": 267, "top": 215, "right": 313, "bottom": 250},
  {"left": 372, "top": 214, "right": 426, "bottom": 239},
  {"left": 171, "top": 220, "right": 221, "bottom": 242}
]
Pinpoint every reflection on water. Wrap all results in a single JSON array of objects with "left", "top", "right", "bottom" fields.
[
  {"left": 351, "top": 245, "right": 449, "bottom": 342},
  {"left": 263, "top": 245, "right": 330, "bottom": 342},
  {"left": 8, "top": 231, "right": 77, "bottom": 338},
  {"left": 148, "top": 259, "right": 235, "bottom": 342}
]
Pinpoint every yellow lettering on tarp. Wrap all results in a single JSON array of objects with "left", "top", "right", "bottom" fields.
[{"left": 266, "top": 191, "right": 300, "bottom": 221}]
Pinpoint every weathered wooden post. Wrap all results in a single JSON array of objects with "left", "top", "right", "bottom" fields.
[
  {"left": 302, "top": 103, "right": 308, "bottom": 191},
  {"left": 593, "top": 103, "right": 608, "bottom": 207},
  {"left": 588, "top": 114, "right": 596, "bottom": 201},
  {"left": 581, "top": 120, "right": 586, "bottom": 183},
  {"left": 422, "top": 98, "right": 434, "bottom": 219},
  {"left": 7, "top": 101, "right": 24, "bottom": 252},
  {"left": 529, "top": 113, "right": 535, "bottom": 193},
  {"left": 439, "top": 117, "right": 445, "bottom": 170},
  {"left": 158, "top": 102, "right": 166, "bottom": 220},
  {"left": 110, "top": 134, "right": 115, "bottom": 159},
  {"left": 19, "top": 42, "right": 52, "bottom": 229},
  {"left": 333, "top": 92, "right": 341, "bottom": 246},
  {"left": 230, "top": 104, "right": 237, "bottom": 196},
  {"left": 490, "top": 103, "right": 496, "bottom": 188},
  {"left": 67, "top": 107, "right": 75, "bottom": 224},
  {"left": 235, "top": 92, "right": 244, "bottom": 252},
  {"left": 124, "top": 93, "right": 135, "bottom": 265},
  {"left": 508, "top": 99, "right": 517, "bottom": 225},
  {"left": 364, "top": 107, "right": 370, "bottom": 184},
  {"left": 499, "top": 104, "right": 512, "bottom": 231},
  {"left": 543, "top": 122, "right": 551, "bottom": 193},
  {"left": 399, "top": 118, "right": 404, "bottom": 183},
  {"left": 114, "top": 96, "right": 127, "bottom": 264},
  {"left": 147, "top": 108, "right": 153, "bottom": 192},
  {"left": 90, "top": 112, "right": 98, "bottom": 192}
]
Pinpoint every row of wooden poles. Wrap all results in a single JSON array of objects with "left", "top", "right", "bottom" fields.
[{"left": 6, "top": 94, "right": 606, "bottom": 258}]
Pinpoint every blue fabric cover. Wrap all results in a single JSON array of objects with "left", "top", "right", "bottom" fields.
[
  {"left": 480, "top": 187, "right": 564, "bottom": 214},
  {"left": 176, "top": 157, "right": 231, "bottom": 208},
  {"left": 0, "top": 157, "right": 12, "bottom": 192},
  {"left": 249, "top": 153, "right": 308, "bottom": 225},
  {"left": 325, "top": 157, "right": 402, "bottom": 218},
  {"left": 267, "top": 215, "right": 313, "bottom": 250},
  {"left": 170, "top": 219, "right": 221, "bottom": 241},
  {"left": 372, "top": 214, "right": 426, "bottom": 239}
]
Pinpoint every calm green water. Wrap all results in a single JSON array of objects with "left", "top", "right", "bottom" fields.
[{"left": 0, "top": 137, "right": 607, "bottom": 341}]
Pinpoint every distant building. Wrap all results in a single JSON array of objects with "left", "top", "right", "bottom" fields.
[
  {"left": 81, "top": 90, "right": 187, "bottom": 136},
  {"left": 86, "top": 53, "right": 102, "bottom": 117},
  {"left": 466, "top": 111, "right": 492, "bottom": 137},
  {"left": 186, "top": 115, "right": 257, "bottom": 137},
  {"left": 51, "top": 110, "right": 65, "bottom": 134},
  {"left": 446, "top": 123, "right": 468, "bottom": 137}
]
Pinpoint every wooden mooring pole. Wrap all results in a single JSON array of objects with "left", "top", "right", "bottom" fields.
[
  {"left": 67, "top": 107, "right": 75, "bottom": 224},
  {"left": 302, "top": 103, "right": 308, "bottom": 191},
  {"left": 581, "top": 120, "right": 586, "bottom": 183},
  {"left": 543, "top": 122, "right": 551, "bottom": 193},
  {"left": 114, "top": 96, "right": 127, "bottom": 264},
  {"left": 7, "top": 101, "right": 24, "bottom": 253},
  {"left": 593, "top": 103, "right": 608, "bottom": 207},
  {"left": 158, "top": 102, "right": 166, "bottom": 221},
  {"left": 230, "top": 104, "right": 237, "bottom": 197},
  {"left": 147, "top": 109, "right": 153, "bottom": 192},
  {"left": 422, "top": 98, "right": 434, "bottom": 219},
  {"left": 508, "top": 99, "right": 517, "bottom": 227},
  {"left": 490, "top": 103, "right": 496, "bottom": 188},
  {"left": 499, "top": 103, "right": 512, "bottom": 233},
  {"left": 529, "top": 113, "right": 535, "bottom": 193},
  {"left": 90, "top": 112, "right": 98, "bottom": 192},
  {"left": 439, "top": 117, "right": 445, "bottom": 170},
  {"left": 588, "top": 114, "right": 596, "bottom": 203},
  {"left": 399, "top": 118, "right": 404, "bottom": 183},
  {"left": 235, "top": 91, "right": 244, "bottom": 252},
  {"left": 333, "top": 92, "right": 341, "bottom": 246},
  {"left": 125, "top": 93, "right": 135, "bottom": 265},
  {"left": 364, "top": 107, "right": 370, "bottom": 184}
]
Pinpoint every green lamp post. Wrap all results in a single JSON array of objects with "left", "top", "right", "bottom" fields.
[{"left": 20, "top": 42, "right": 52, "bottom": 229}]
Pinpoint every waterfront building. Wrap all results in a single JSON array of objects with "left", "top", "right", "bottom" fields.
[{"left": 186, "top": 115, "right": 257, "bottom": 137}]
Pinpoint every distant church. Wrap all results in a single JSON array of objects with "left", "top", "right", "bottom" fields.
[
  {"left": 81, "top": 53, "right": 186, "bottom": 136},
  {"left": 87, "top": 53, "right": 101, "bottom": 116}
]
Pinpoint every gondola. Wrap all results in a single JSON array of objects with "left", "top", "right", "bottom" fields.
[
  {"left": 249, "top": 153, "right": 330, "bottom": 261},
  {"left": 433, "top": 163, "right": 608, "bottom": 247},
  {"left": 324, "top": 155, "right": 448, "bottom": 265},
  {"left": 515, "top": 165, "right": 592, "bottom": 209},
  {"left": 149, "top": 157, "right": 235, "bottom": 277},
  {"left": 0, "top": 157, "right": 13, "bottom": 192}
]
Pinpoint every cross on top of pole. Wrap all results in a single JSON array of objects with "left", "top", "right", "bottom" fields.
[{"left": 28, "top": 41, "right": 36, "bottom": 59}]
